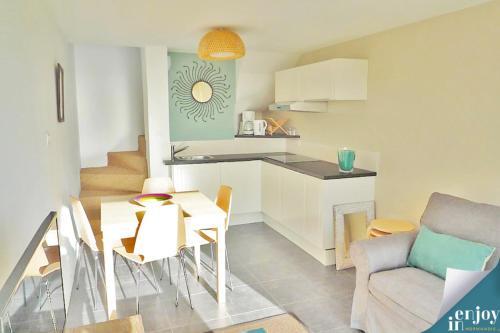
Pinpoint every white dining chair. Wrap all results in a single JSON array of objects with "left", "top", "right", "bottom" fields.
[
  {"left": 195, "top": 185, "right": 234, "bottom": 290},
  {"left": 70, "top": 197, "right": 107, "bottom": 310},
  {"left": 142, "top": 177, "right": 175, "bottom": 194},
  {"left": 23, "top": 243, "right": 61, "bottom": 332},
  {"left": 71, "top": 196, "right": 155, "bottom": 309},
  {"left": 141, "top": 177, "right": 177, "bottom": 285},
  {"left": 113, "top": 204, "right": 194, "bottom": 313}
]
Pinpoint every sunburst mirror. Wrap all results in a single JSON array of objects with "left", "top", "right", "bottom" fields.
[
  {"left": 170, "top": 60, "right": 231, "bottom": 122},
  {"left": 191, "top": 80, "right": 213, "bottom": 103},
  {"left": 168, "top": 52, "right": 235, "bottom": 141}
]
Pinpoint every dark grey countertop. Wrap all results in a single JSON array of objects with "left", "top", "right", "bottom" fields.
[
  {"left": 235, "top": 134, "right": 300, "bottom": 139},
  {"left": 164, "top": 152, "right": 292, "bottom": 165},
  {"left": 164, "top": 152, "right": 376, "bottom": 180}
]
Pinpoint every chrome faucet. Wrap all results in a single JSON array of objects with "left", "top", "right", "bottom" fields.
[{"left": 171, "top": 144, "right": 189, "bottom": 159}]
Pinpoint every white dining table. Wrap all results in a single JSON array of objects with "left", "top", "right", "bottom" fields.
[{"left": 100, "top": 191, "right": 227, "bottom": 319}]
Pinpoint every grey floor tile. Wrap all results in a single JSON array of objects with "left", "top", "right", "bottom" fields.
[
  {"left": 165, "top": 292, "right": 230, "bottom": 329},
  {"left": 150, "top": 329, "right": 174, "bottom": 333},
  {"left": 192, "top": 262, "right": 259, "bottom": 291},
  {"left": 138, "top": 302, "right": 172, "bottom": 332},
  {"left": 283, "top": 296, "right": 352, "bottom": 332},
  {"left": 315, "top": 327, "right": 361, "bottom": 333},
  {"left": 225, "top": 284, "right": 279, "bottom": 316},
  {"left": 230, "top": 306, "right": 286, "bottom": 325},
  {"left": 260, "top": 276, "right": 326, "bottom": 305},
  {"left": 170, "top": 317, "right": 233, "bottom": 333},
  {"left": 65, "top": 222, "right": 356, "bottom": 333}
]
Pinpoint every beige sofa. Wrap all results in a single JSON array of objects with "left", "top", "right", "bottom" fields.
[{"left": 350, "top": 193, "right": 500, "bottom": 333}]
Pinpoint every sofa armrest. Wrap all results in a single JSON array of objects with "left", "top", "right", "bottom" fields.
[
  {"left": 350, "top": 231, "right": 417, "bottom": 331},
  {"left": 351, "top": 231, "right": 417, "bottom": 274}
]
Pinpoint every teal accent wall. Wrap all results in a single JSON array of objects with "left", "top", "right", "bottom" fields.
[{"left": 168, "top": 52, "right": 235, "bottom": 141}]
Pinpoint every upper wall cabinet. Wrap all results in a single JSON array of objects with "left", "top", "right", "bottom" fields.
[
  {"left": 274, "top": 67, "right": 301, "bottom": 104},
  {"left": 275, "top": 58, "right": 368, "bottom": 103}
]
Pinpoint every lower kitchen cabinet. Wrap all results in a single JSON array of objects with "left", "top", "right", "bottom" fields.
[
  {"left": 172, "top": 161, "right": 262, "bottom": 223},
  {"left": 220, "top": 161, "right": 261, "bottom": 214},
  {"left": 261, "top": 161, "right": 375, "bottom": 265},
  {"left": 263, "top": 165, "right": 326, "bottom": 253},
  {"left": 261, "top": 162, "right": 283, "bottom": 221},
  {"left": 172, "top": 159, "right": 375, "bottom": 265},
  {"left": 304, "top": 176, "right": 323, "bottom": 247},
  {"left": 282, "top": 167, "right": 306, "bottom": 236},
  {"left": 172, "top": 163, "right": 220, "bottom": 200}
]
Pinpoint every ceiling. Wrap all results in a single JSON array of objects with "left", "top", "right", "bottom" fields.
[{"left": 49, "top": 0, "right": 490, "bottom": 53}]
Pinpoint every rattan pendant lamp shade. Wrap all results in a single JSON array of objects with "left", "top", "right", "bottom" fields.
[{"left": 198, "top": 28, "right": 245, "bottom": 61}]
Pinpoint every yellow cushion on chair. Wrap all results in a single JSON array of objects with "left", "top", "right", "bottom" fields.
[
  {"left": 368, "top": 228, "right": 392, "bottom": 238},
  {"left": 114, "top": 237, "right": 145, "bottom": 264},
  {"left": 198, "top": 229, "right": 217, "bottom": 243}
]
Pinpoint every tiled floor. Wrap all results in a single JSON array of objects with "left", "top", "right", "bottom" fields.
[
  {"left": 5, "top": 273, "right": 66, "bottom": 332},
  {"left": 66, "top": 223, "right": 359, "bottom": 333}
]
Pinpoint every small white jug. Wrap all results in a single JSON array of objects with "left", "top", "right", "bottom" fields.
[{"left": 253, "top": 120, "right": 268, "bottom": 136}]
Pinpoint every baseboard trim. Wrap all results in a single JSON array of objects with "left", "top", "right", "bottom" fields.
[
  {"left": 263, "top": 214, "right": 336, "bottom": 266},
  {"left": 230, "top": 212, "right": 264, "bottom": 225}
]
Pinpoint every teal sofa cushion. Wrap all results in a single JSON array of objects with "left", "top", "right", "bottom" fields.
[{"left": 408, "top": 226, "right": 495, "bottom": 279}]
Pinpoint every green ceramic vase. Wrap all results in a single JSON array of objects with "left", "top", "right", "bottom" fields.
[{"left": 338, "top": 148, "right": 356, "bottom": 173}]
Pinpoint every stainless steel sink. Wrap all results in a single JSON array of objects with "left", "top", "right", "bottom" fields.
[{"left": 175, "top": 155, "right": 214, "bottom": 161}]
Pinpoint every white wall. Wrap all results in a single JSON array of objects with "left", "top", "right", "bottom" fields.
[
  {"left": 1, "top": 0, "right": 81, "bottom": 306},
  {"left": 141, "top": 46, "right": 172, "bottom": 177},
  {"left": 75, "top": 45, "right": 144, "bottom": 167}
]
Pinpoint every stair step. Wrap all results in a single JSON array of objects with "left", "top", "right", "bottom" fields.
[
  {"left": 80, "top": 190, "right": 139, "bottom": 198},
  {"left": 89, "top": 219, "right": 101, "bottom": 236},
  {"left": 107, "top": 151, "right": 147, "bottom": 173},
  {"left": 81, "top": 166, "right": 144, "bottom": 175},
  {"left": 81, "top": 167, "right": 146, "bottom": 192},
  {"left": 79, "top": 135, "right": 148, "bottom": 214},
  {"left": 80, "top": 190, "right": 139, "bottom": 223},
  {"left": 138, "top": 135, "right": 146, "bottom": 155}
]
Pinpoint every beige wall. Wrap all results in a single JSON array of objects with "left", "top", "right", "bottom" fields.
[{"left": 267, "top": 1, "right": 500, "bottom": 223}]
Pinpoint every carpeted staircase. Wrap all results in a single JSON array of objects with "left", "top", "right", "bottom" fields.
[{"left": 79, "top": 135, "right": 148, "bottom": 234}]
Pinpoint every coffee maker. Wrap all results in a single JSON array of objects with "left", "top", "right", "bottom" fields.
[{"left": 240, "top": 111, "right": 255, "bottom": 135}]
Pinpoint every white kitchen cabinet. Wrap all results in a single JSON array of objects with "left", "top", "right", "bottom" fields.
[
  {"left": 304, "top": 176, "right": 323, "bottom": 247},
  {"left": 274, "top": 67, "right": 301, "bottom": 103},
  {"left": 172, "top": 161, "right": 263, "bottom": 224},
  {"left": 330, "top": 59, "right": 368, "bottom": 100},
  {"left": 261, "top": 162, "right": 282, "bottom": 221},
  {"left": 281, "top": 168, "right": 306, "bottom": 236},
  {"left": 220, "top": 161, "right": 261, "bottom": 215},
  {"left": 299, "top": 61, "right": 333, "bottom": 101},
  {"left": 173, "top": 159, "right": 375, "bottom": 266},
  {"left": 172, "top": 164, "right": 220, "bottom": 200},
  {"left": 280, "top": 169, "right": 325, "bottom": 248},
  {"left": 274, "top": 58, "right": 368, "bottom": 104},
  {"left": 261, "top": 160, "right": 376, "bottom": 265}
]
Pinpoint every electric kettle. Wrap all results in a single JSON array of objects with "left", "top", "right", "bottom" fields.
[{"left": 253, "top": 120, "right": 267, "bottom": 136}]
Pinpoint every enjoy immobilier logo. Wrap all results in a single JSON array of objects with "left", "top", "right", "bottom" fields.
[
  {"left": 448, "top": 306, "right": 500, "bottom": 331},
  {"left": 424, "top": 263, "right": 500, "bottom": 333}
]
